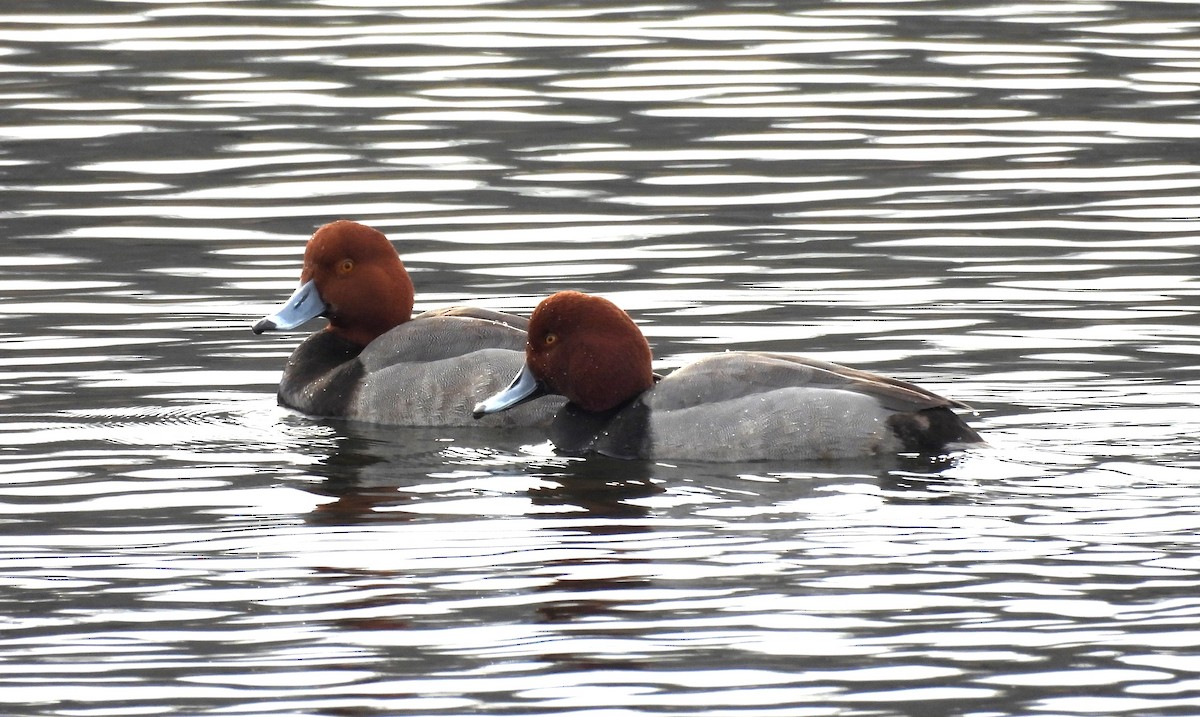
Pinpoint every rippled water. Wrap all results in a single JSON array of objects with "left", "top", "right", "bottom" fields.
[{"left": 3, "top": 1, "right": 1200, "bottom": 714}]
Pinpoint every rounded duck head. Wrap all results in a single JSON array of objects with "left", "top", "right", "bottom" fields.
[
  {"left": 526, "top": 291, "right": 655, "bottom": 412},
  {"left": 303, "top": 220, "right": 414, "bottom": 347}
]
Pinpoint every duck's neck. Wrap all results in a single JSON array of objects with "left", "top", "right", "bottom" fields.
[
  {"left": 565, "top": 351, "right": 655, "bottom": 413},
  {"left": 327, "top": 273, "right": 413, "bottom": 347},
  {"left": 328, "top": 311, "right": 408, "bottom": 347}
]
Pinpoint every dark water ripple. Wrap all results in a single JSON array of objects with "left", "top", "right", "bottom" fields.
[{"left": 2, "top": 1, "right": 1200, "bottom": 715}]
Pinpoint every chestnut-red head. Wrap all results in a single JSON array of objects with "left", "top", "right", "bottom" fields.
[
  {"left": 302, "top": 220, "right": 414, "bottom": 346},
  {"left": 525, "top": 291, "right": 655, "bottom": 412}
]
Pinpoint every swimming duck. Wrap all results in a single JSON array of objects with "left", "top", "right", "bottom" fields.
[
  {"left": 252, "top": 220, "right": 561, "bottom": 426},
  {"left": 474, "top": 290, "right": 982, "bottom": 461}
]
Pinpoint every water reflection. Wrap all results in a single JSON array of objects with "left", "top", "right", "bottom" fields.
[
  {"left": 292, "top": 412, "right": 988, "bottom": 531},
  {"left": 296, "top": 419, "right": 664, "bottom": 522}
]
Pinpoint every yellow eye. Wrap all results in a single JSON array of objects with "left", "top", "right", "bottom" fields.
[
  {"left": 544, "top": 333, "right": 557, "bottom": 346},
  {"left": 339, "top": 259, "right": 354, "bottom": 273}
]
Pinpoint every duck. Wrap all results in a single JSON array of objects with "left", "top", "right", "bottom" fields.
[
  {"left": 473, "top": 290, "right": 983, "bottom": 461},
  {"left": 252, "top": 220, "right": 562, "bottom": 426}
]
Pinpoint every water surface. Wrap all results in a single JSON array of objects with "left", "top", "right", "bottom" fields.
[{"left": 3, "top": 1, "right": 1200, "bottom": 715}]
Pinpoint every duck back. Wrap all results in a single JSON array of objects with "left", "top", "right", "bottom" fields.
[
  {"left": 281, "top": 314, "right": 562, "bottom": 427},
  {"left": 554, "top": 352, "right": 980, "bottom": 462}
]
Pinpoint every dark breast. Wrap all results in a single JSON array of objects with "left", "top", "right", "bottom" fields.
[{"left": 277, "top": 331, "right": 365, "bottom": 417}]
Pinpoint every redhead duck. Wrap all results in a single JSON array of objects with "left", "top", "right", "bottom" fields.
[
  {"left": 252, "top": 220, "right": 561, "bottom": 426},
  {"left": 474, "top": 291, "right": 982, "bottom": 461}
]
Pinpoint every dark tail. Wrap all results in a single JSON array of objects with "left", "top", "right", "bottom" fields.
[{"left": 887, "top": 407, "right": 983, "bottom": 454}]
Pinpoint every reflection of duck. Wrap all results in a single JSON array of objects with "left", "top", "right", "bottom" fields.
[
  {"left": 476, "top": 291, "right": 983, "bottom": 462},
  {"left": 295, "top": 419, "right": 549, "bottom": 522},
  {"left": 292, "top": 418, "right": 661, "bottom": 523},
  {"left": 527, "top": 455, "right": 662, "bottom": 520},
  {"left": 252, "top": 220, "right": 561, "bottom": 426}
]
